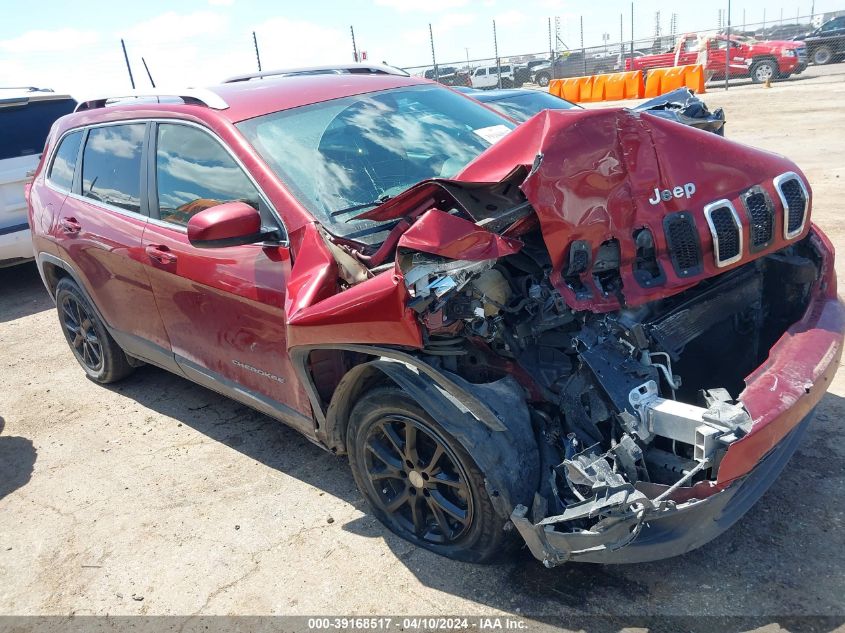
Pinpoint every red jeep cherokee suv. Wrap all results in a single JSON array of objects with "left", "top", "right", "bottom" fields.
[{"left": 27, "top": 75, "right": 843, "bottom": 566}]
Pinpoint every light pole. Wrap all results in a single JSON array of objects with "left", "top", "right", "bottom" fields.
[{"left": 465, "top": 47, "right": 470, "bottom": 71}]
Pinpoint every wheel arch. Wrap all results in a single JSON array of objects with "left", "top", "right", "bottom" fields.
[
  {"left": 38, "top": 253, "right": 73, "bottom": 300},
  {"left": 751, "top": 55, "right": 780, "bottom": 70},
  {"left": 290, "top": 345, "right": 541, "bottom": 518}
]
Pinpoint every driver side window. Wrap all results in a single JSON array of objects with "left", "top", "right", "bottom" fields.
[
  {"left": 155, "top": 123, "right": 260, "bottom": 227},
  {"left": 821, "top": 17, "right": 844, "bottom": 31}
]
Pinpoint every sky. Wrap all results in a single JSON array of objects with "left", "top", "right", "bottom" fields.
[{"left": 1, "top": 0, "right": 841, "bottom": 96}]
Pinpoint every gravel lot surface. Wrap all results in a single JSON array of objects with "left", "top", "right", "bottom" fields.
[{"left": 1, "top": 64, "right": 844, "bottom": 629}]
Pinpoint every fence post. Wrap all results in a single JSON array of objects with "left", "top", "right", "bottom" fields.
[
  {"left": 725, "top": 0, "right": 731, "bottom": 90},
  {"left": 620, "top": 13, "right": 624, "bottom": 70},
  {"left": 252, "top": 31, "right": 262, "bottom": 72},
  {"left": 429, "top": 23, "right": 438, "bottom": 81},
  {"left": 630, "top": 2, "right": 635, "bottom": 71},
  {"left": 493, "top": 19, "right": 502, "bottom": 88},
  {"left": 120, "top": 39, "right": 135, "bottom": 90},
  {"left": 581, "top": 16, "right": 586, "bottom": 76}
]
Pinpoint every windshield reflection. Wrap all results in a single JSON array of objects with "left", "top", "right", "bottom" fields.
[{"left": 237, "top": 84, "right": 514, "bottom": 244}]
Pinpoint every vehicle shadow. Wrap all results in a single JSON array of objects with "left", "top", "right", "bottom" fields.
[
  {"left": 103, "top": 363, "right": 845, "bottom": 622},
  {"left": 0, "top": 417, "right": 37, "bottom": 502},
  {"left": 103, "top": 365, "right": 360, "bottom": 505},
  {"left": 343, "top": 391, "right": 845, "bottom": 622},
  {"left": 0, "top": 262, "right": 53, "bottom": 323}
]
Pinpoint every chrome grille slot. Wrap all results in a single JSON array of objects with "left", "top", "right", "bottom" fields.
[
  {"left": 774, "top": 172, "right": 808, "bottom": 239},
  {"left": 663, "top": 212, "right": 701, "bottom": 277},
  {"left": 742, "top": 189, "right": 774, "bottom": 252},
  {"left": 704, "top": 200, "right": 743, "bottom": 267}
]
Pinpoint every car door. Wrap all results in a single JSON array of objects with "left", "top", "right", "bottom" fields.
[
  {"left": 472, "top": 67, "right": 487, "bottom": 88},
  {"left": 51, "top": 122, "right": 174, "bottom": 367},
  {"left": 140, "top": 121, "right": 313, "bottom": 427}
]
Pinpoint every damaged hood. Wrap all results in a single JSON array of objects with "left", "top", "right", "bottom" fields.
[{"left": 361, "top": 107, "right": 808, "bottom": 312}]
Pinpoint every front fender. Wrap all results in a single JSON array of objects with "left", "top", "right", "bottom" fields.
[{"left": 324, "top": 356, "right": 540, "bottom": 518}]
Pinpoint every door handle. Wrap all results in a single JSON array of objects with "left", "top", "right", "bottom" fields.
[
  {"left": 145, "top": 244, "right": 177, "bottom": 265},
  {"left": 59, "top": 217, "right": 82, "bottom": 235}
]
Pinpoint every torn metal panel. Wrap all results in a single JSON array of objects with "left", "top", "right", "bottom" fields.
[{"left": 634, "top": 88, "right": 726, "bottom": 136}]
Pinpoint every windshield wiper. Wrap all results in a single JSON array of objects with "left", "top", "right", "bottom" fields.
[{"left": 329, "top": 195, "right": 392, "bottom": 218}]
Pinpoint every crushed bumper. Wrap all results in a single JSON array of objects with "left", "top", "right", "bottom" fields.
[
  {"left": 512, "top": 227, "right": 844, "bottom": 565},
  {"left": 513, "top": 412, "right": 813, "bottom": 565}
]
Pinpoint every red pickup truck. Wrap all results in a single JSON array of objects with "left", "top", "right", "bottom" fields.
[{"left": 626, "top": 33, "right": 807, "bottom": 83}]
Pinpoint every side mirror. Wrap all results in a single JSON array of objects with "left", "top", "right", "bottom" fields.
[{"left": 187, "top": 201, "right": 264, "bottom": 248}]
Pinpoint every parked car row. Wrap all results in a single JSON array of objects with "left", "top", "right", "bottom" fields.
[{"left": 415, "top": 14, "right": 845, "bottom": 92}]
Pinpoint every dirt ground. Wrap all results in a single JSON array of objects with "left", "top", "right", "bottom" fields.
[{"left": 1, "top": 65, "right": 844, "bottom": 627}]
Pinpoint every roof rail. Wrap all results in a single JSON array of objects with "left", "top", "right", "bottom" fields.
[
  {"left": 74, "top": 88, "right": 228, "bottom": 112},
  {"left": 223, "top": 63, "right": 409, "bottom": 83},
  {"left": 0, "top": 86, "right": 55, "bottom": 92}
]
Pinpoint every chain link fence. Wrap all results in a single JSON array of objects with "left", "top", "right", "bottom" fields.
[{"left": 401, "top": 9, "right": 845, "bottom": 90}]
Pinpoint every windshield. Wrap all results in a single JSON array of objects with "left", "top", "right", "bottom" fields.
[
  {"left": 236, "top": 84, "right": 514, "bottom": 244},
  {"left": 483, "top": 92, "right": 580, "bottom": 122}
]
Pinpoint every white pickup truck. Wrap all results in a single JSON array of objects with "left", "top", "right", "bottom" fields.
[
  {"left": 0, "top": 88, "right": 76, "bottom": 267},
  {"left": 470, "top": 64, "right": 516, "bottom": 89}
]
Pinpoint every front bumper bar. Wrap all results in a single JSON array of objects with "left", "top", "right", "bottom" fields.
[
  {"left": 512, "top": 227, "right": 844, "bottom": 565},
  {"left": 513, "top": 412, "right": 813, "bottom": 565}
]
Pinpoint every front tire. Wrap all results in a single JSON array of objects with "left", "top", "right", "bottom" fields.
[
  {"left": 813, "top": 45, "right": 833, "bottom": 65},
  {"left": 55, "top": 278, "right": 133, "bottom": 384},
  {"left": 347, "top": 387, "right": 510, "bottom": 563},
  {"left": 535, "top": 72, "right": 551, "bottom": 87},
  {"left": 750, "top": 59, "right": 777, "bottom": 83}
]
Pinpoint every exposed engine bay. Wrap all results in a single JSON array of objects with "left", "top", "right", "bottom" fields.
[{"left": 402, "top": 230, "right": 818, "bottom": 513}]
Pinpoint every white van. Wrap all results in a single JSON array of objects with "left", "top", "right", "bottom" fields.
[{"left": 0, "top": 88, "right": 76, "bottom": 267}]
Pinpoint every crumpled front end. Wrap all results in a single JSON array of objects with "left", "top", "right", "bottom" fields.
[{"left": 284, "top": 108, "right": 843, "bottom": 564}]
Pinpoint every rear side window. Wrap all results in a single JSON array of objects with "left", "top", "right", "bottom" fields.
[
  {"left": 81, "top": 124, "right": 145, "bottom": 213},
  {"left": 47, "top": 131, "right": 83, "bottom": 191},
  {"left": 0, "top": 98, "right": 76, "bottom": 161},
  {"left": 155, "top": 123, "right": 259, "bottom": 227}
]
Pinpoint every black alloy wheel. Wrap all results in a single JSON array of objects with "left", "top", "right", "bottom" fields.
[
  {"left": 347, "top": 387, "right": 509, "bottom": 562},
  {"left": 362, "top": 414, "right": 473, "bottom": 544},
  {"left": 55, "top": 277, "right": 133, "bottom": 384},
  {"left": 60, "top": 292, "right": 103, "bottom": 372}
]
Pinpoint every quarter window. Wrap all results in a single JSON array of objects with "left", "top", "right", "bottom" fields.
[
  {"left": 48, "top": 131, "right": 83, "bottom": 191},
  {"left": 81, "top": 124, "right": 145, "bottom": 213},
  {"left": 155, "top": 124, "right": 260, "bottom": 227}
]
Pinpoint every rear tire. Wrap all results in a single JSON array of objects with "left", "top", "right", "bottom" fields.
[
  {"left": 813, "top": 45, "right": 833, "bottom": 65},
  {"left": 347, "top": 386, "right": 511, "bottom": 563},
  {"left": 55, "top": 277, "right": 134, "bottom": 384}
]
